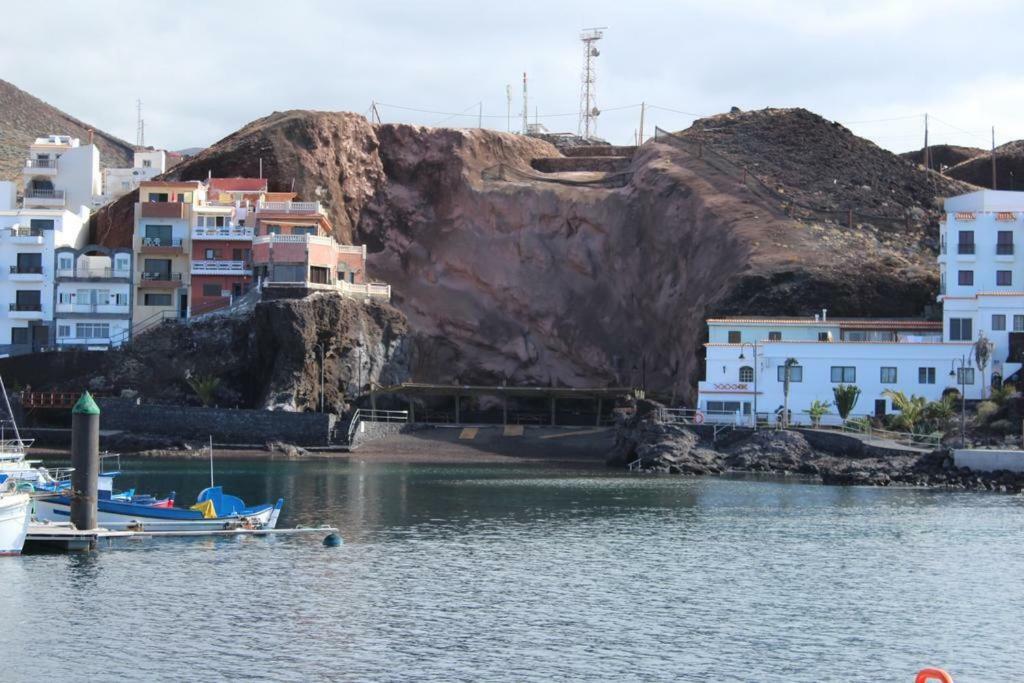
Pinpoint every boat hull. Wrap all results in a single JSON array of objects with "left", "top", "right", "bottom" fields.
[
  {"left": 34, "top": 497, "right": 282, "bottom": 533},
  {"left": 0, "top": 492, "right": 31, "bottom": 555}
]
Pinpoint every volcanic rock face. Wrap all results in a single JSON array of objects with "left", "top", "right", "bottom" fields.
[
  {"left": 93, "top": 108, "right": 976, "bottom": 401},
  {"left": 944, "top": 140, "right": 1024, "bottom": 191}
]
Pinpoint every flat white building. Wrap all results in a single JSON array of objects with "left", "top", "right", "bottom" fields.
[
  {"left": 102, "top": 149, "right": 167, "bottom": 201},
  {"left": 22, "top": 135, "right": 102, "bottom": 213},
  {"left": 0, "top": 205, "right": 89, "bottom": 354},
  {"left": 53, "top": 245, "right": 133, "bottom": 348},
  {"left": 696, "top": 189, "right": 1024, "bottom": 426}
]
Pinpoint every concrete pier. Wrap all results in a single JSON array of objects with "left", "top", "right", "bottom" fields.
[{"left": 70, "top": 391, "right": 100, "bottom": 532}]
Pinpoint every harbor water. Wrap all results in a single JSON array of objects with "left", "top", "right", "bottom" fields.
[{"left": 2, "top": 458, "right": 1023, "bottom": 682}]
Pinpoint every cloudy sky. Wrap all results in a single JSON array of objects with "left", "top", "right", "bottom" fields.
[{"left": 3, "top": 0, "right": 1021, "bottom": 153}]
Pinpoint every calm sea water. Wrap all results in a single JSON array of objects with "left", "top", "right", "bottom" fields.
[{"left": 1, "top": 458, "right": 1023, "bottom": 682}]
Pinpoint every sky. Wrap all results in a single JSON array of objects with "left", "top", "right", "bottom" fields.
[{"left": 3, "top": 0, "right": 1023, "bottom": 154}]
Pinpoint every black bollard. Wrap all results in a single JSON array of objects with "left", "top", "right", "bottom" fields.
[
  {"left": 322, "top": 533, "right": 343, "bottom": 547},
  {"left": 70, "top": 392, "right": 100, "bottom": 531}
]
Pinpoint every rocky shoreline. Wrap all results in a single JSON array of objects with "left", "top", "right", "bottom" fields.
[{"left": 611, "top": 403, "right": 1024, "bottom": 493}]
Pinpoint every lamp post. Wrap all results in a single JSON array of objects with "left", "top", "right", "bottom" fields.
[
  {"left": 738, "top": 342, "right": 758, "bottom": 428},
  {"left": 950, "top": 355, "right": 972, "bottom": 448}
]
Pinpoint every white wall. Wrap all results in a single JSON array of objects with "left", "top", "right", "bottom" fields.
[
  {"left": 954, "top": 449, "right": 1024, "bottom": 473},
  {"left": 0, "top": 182, "right": 15, "bottom": 211},
  {"left": 708, "top": 322, "right": 839, "bottom": 344}
]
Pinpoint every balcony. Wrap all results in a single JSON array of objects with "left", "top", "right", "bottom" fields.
[
  {"left": 140, "top": 272, "right": 183, "bottom": 287},
  {"left": 192, "top": 226, "right": 254, "bottom": 241},
  {"left": 191, "top": 259, "right": 250, "bottom": 275},
  {"left": 255, "top": 200, "right": 325, "bottom": 215},
  {"left": 957, "top": 243, "right": 975, "bottom": 255},
  {"left": 253, "top": 234, "right": 334, "bottom": 246},
  {"left": 56, "top": 267, "right": 131, "bottom": 280},
  {"left": 9, "top": 302, "right": 43, "bottom": 319},
  {"left": 9, "top": 265, "right": 44, "bottom": 281},
  {"left": 23, "top": 188, "right": 65, "bottom": 207},
  {"left": 139, "top": 237, "right": 184, "bottom": 254},
  {"left": 997, "top": 243, "right": 1015, "bottom": 255},
  {"left": 140, "top": 202, "right": 187, "bottom": 219},
  {"left": 55, "top": 302, "right": 130, "bottom": 315},
  {"left": 4, "top": 227, "right": 44, "bottom": 245},
  {"left": 24, "top": 158, "right": 58, "bottom": 176}
]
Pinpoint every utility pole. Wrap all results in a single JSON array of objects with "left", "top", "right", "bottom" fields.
[
  {"left": 506, "top": 84, "right": 511, "bottom": 132},
  {"left": 478, "top": 102, "right": 482, "bottom": 129},
  {"left": 370, "top": 101, "right": 382, "bottom": 125},
  {"left": 521, "top": 72, "right": 529, "bottom": 134},
  {"left": 923, "top": 113, "right": 930, "bottom": 170},
  {"left": 136, "top": 99, "right": 144, "bottom": 147},
  {"left": 992, "top": 126, "right": 997, "bottom": 190},
  {"left": 578, "top": 27, "right": 606, "bottom": 138},
  {"left": 639, "top": 102, "right": 646, "bottom": 145}
]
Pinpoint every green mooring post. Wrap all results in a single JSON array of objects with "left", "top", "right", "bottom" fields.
[{"left": 70, "top": 391, "right": 100, "bottom": 531}]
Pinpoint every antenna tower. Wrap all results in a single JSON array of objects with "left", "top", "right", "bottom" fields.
[
  {"left": 521, "top": 72, "right": 529, "bottom": 135},
  {"left": 578, "top": 27, "right": 606, "bottom": 139},
  {"left": 136, "top": 99, "right": 145, "bottom": 147}
]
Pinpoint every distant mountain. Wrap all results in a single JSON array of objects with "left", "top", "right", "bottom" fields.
[
  {"left": 0, "top": 78, "right": 135, "bottom": 185},
  {"left": 174, "top": 147, "right": 205, "bottom": 157},
  {"left": 899, "top": 144, "right": 984, "bottom": 172}
]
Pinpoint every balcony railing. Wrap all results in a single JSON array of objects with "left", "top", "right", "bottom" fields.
[
  {"left": 191, "top": 259, "right": 250, "bottom": 274},
  {"left": 25, "top": 158, "right": 58, "bottom": 169},
  {"left": 253, "top": 234, "right": 333, "bottom": 246},
  {"left": 55, "top": 302, "right": 130, "bottom": 314},
  {"left": 24, "top": 188, "right": 65, "bottom": 200},
  {"left": 56, "top": 267, "right": 130, "bottom": 279},
  {"left": 10, "top": 302, "right": 42, "bottom": 312},
  {"left": 192, "top": 226, "right": 254, "bottom": 240},
  {"left": 256, "top": 200, "right": 324, "bottom": 214},
  {"left": 141, "top": 272, "right": 183, "bottom": 282},
  {"left": 9, "top": 265, "right": 43, "bottom": 274},
  {"left": 7, "top": 227, "right": 43, "bottom": 238},
  {"left": 997, "top": 243, "right": 1015, "bottom": 255},
  {"left": 957, "top": 243, "right": 975, "bottom": 254},
  {"left": 141, "top": 237, "right": 183, "bottom": 248}
]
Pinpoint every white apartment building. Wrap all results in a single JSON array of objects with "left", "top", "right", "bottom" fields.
[
  {"left": 0, "top": 190, "right": 89, "bottom": 354},
  {"left": 102, "top": 149, "right": 168, "bottom": 201},
  {"left": 22, "top": 135, "right": 102, "bottom": 213},
  {"left": 696, "top": 189, "right": 1024, "bottom": 425},
  {"left": 53, "top": 245, "right": 133, "bottom": 348}
]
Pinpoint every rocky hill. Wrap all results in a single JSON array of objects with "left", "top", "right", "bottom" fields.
[
  {"left": 944, "top": 140, "right": 1024, "bottom": 190},
  {"left": 0, "top": 79, "right": 135, "bottom": 185},
  {"left": 92, "top": 107, "right": 981, "bottom": 402},
  {"left": 899, "top": 144, "right": 984, "bottom": 171}
]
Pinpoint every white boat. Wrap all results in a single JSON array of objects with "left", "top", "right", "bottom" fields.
[{"left": 0, "top": 479, "right": 31, "bottom": 555}]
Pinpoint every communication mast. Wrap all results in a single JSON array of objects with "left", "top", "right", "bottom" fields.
[
  {"left": 578, "top": 27, "right": 606, "bottom": 138},
  {"left": 136, "top": 98, "right": 145, "bottom": 147},
  {"left": 521, "top": 72, "right": 529, "bottom": 134}
]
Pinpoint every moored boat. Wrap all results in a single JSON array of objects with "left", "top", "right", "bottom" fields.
[{"left": 0, "top": 478, "right": 31, "bottom": 555}]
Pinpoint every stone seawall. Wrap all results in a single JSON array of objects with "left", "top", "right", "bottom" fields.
[
  {"left": 351, "top": 420, "right": 410, "bottom": 447},
  {"left": 96, "top": 398, "right": 334, "bottom": 446}
]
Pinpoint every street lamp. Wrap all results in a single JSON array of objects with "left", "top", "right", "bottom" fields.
[
  {"left": 738, "top": 342, "right": 758, "bottom": 428},
  {"left": 950, "top": 355, "right": 972, "bottom": 447}
]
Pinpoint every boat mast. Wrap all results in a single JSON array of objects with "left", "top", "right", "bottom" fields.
[
  {"left": 0, "top": 376, "right": 24, "bottom": 448},
  {"left": 209, "top": 435, "right": 214, "bottom": 488}
]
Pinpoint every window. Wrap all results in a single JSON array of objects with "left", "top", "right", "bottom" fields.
[
  {"left": 767, "top": 331, "right": 782, "bottom": 341},
  {"left": 706, "top": 401, "right": 742, "bottom": 415},
  {"left": 918, "top": 367, "right": 936, "bottom": 384},
  {"left": 57, "top": 324, "right": 71, "bottom": 339},
  {"left": 11, "top": 328, "right": 28, "bottom": 345},
  {"left": 880, "top": 367, "right": 898, "bottom": 383},
  {"left": 957, "top": 367, "right": 976, "bottom": 385},
  {"left": 292, "top": 226, "right": 317, "bottom": 236},
  {"left": 29, "top": 218, "right": 54, "bottom": 230},
  {"left": 997, "top": 270, "right": 1012, "bottom": 286},
  {"left": 818, "top": 332, "right": 830, "bottom": 341},
  {"left": 949, "top": 318, "right": 972, "bottom": 341},
  {"left": 114, "top": 255, "right": 130, "bottom": 273},
  {"left": 202, "top": 284, "right": 221, "bottom": 297},
  {"left": 958, "top": 270, "right": 973, "bottom": 286},
  {"left": 310, "top": 266, "right": 330, "bottom": 284},
  {"left": 1015, "top": 315, "right": 1024, "bottom": 332},
  {"left": 831, "top": 366, "right": 856, "bottom": 383},
  {"left": 58, "top": 292, "right": 73, "bottom": 304},
  {"left": 114, "top": 293, "right": 128, "bottom": 306},
  {"left": 144, "top": 293, "right": 172, "bottom": 306},
  {"left": 75, "top": 323, "right": 110, "bottom": 339},
  {"left": 58, "top": 255, "right": 73, "bottom": 270},
  {"left": 957, "top": 230, "right": 974, "bottom": 254},
  {"left": 14, "top": 290, "right": 41, "bottom": 311},
  {"left": 204, "top": 249, "right": 218, "bottom": 259},
  {"left": 264, "top": 224, "right": 282, "bottom": 235},
  {"left": 143, "top": 258, "right": 172, "bottom": 279},
  {"left": 142, "top": 159, "right": 152, "bottom": 168},
  {"left": 15, "top": 253, "right": 42, "bottom": 274},
  {"left": 997, "top": 230, "right": 1014, "bottom": 255},
  {"left": 271, "top": 264, "right": 305, "bottom": 282},
  {"left": 777, "top": 365, "right": 803, "bottom": 382},
  {"left": 727, "top": 331, "right": 741, "bottom": 344},
  {"left": 993, "top": 314, "right": 1007, "bottom": 331},
  {"left": 148, "top": 192, "right": 169, "bottom": 202},
  {"left": 739, "top": 366, "right": 754, "bottom": 382},
  {"left": 143, "top": 224, "right": 172, "bottom": 246}
]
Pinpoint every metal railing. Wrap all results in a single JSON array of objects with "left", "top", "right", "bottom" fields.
[
  {"left": 141, "top": 237, "right": 183, "bottom": 248},
  {"left": 141, "top": 271, "right": 183, "bottom": 282},
  {"left": 9, "top": 265, "right": 42, "bottom": 274},
  {"left": 192, "top": 226, "right": 254, "bottom": 239},
  {"left": 957, "top": 243, "right": 975, "bottom": 254},
  {"left": 256, "top": 200, "right": 323, "bottom": 213},
  {"left": 9, "top": 303, "right": 42, "bottom": 312},
  {"left": 827, "top": 420, "right": 942, "bottom": 450},
  {"left": 997, "top": 243, "right": 1014, "bottom": 255},
  {"left": 346, "top": 408, "right": 409, "bottom": 444},
  {"left": 56, "top": 267, "right": 130, "bottom": 279},
  {"left": 54, "top": 302, "right": 129, "bottom": 314},
  {"left": 7, "top": 227, "right": 43, "bottom": 238},
  {"left": 191, "top": 259, "right": 249, "bottom": 274},
  {"left": 24, "top": 158, "right": 58, "bottom": 169},
  {"left": 24, "top": 188, "right": 65, "bottom": 199},
  {"left": 253, "top": 233, "right": 332, "bottom": 245}
]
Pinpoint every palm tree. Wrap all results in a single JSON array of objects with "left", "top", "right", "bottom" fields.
[
  {"left": 782, "top": 358, "right": 799, "bottom": 428},
  {"left": 804, "top": 399, "right": 831, "bottom": 428},
  {"left": 974, "top": 332, "right": 994, "bottom": 399},
  {"left": 187, "top": 373, "right": 221, "bottom": 407},
  {"left": 832, "top": 384, "right": 861, "bottom": 420},
  {"left": 881, "top": 389, "right": 927, "bottom": 432}
]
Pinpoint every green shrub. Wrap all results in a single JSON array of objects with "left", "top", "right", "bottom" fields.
[
  {"left": 975, "top": 400, "right": 999, "bottom": 425},
  {"left": 988, "top": 419, "right": 1015, "bottom": 435}
]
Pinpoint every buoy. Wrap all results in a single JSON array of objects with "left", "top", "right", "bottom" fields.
[
  {"left": 915, "top": 668, "right": 953, "bottom": 683},
  {"left": 322, "top": 533, "right": 343, "bottom": 547}
]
